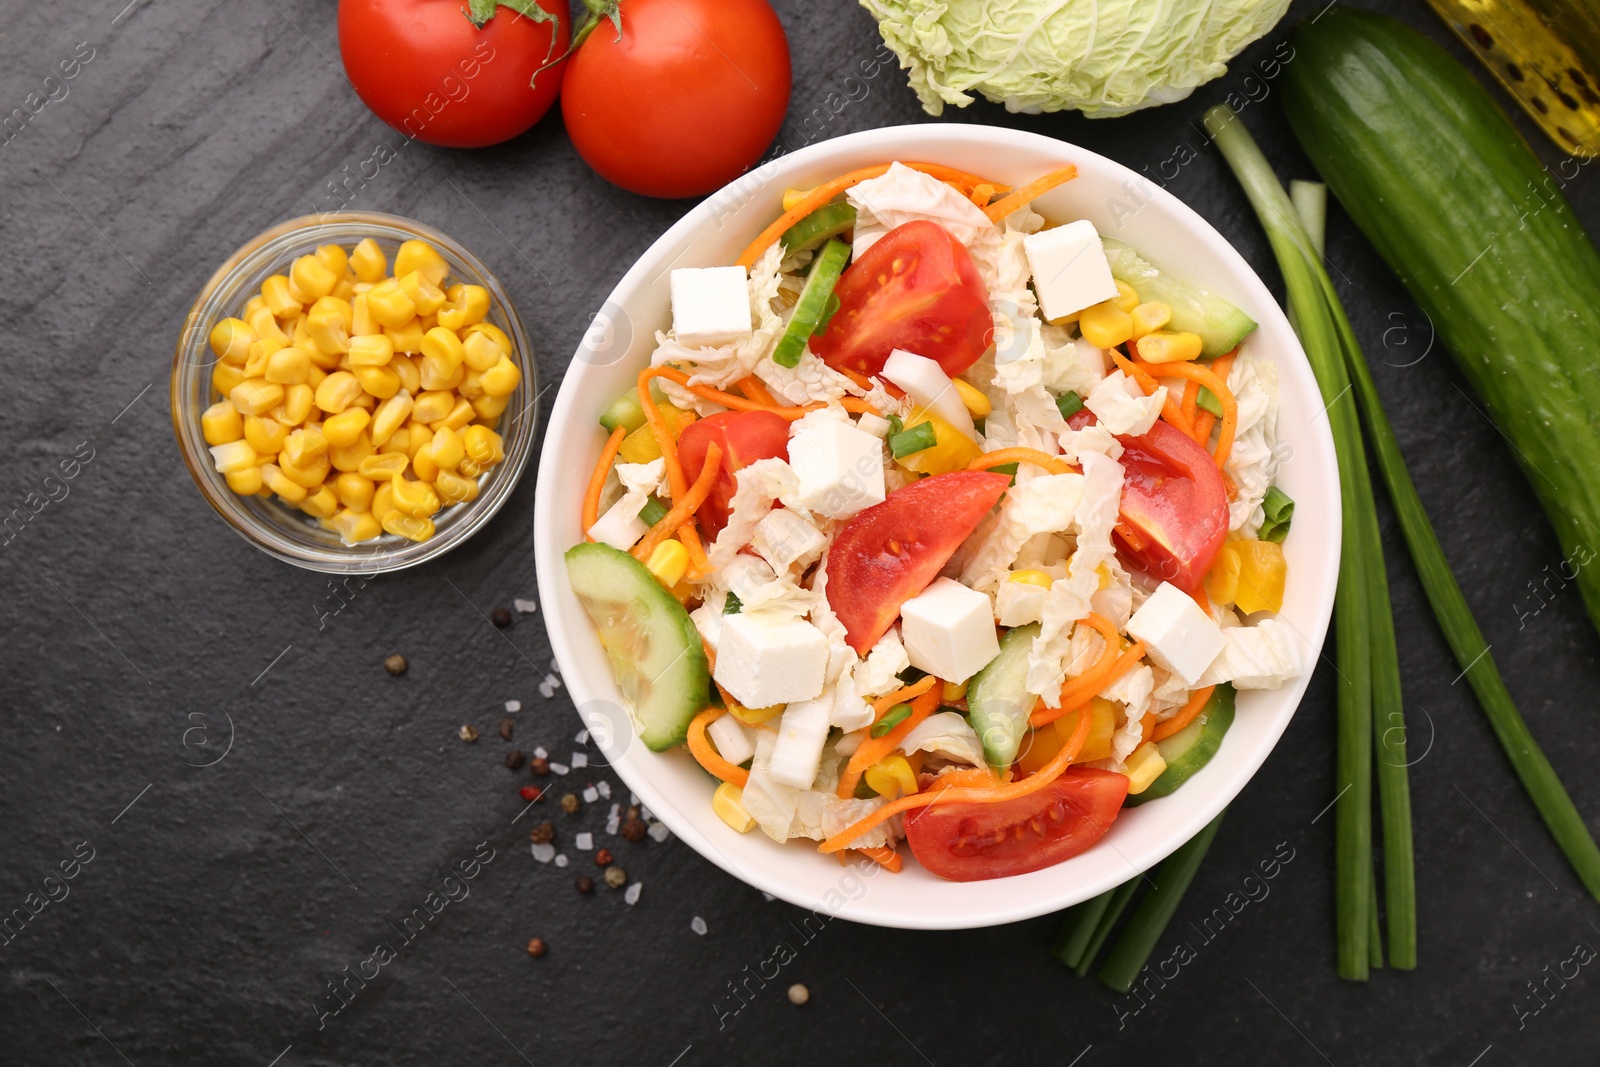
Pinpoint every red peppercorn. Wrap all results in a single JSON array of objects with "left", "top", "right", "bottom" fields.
[
  {"left": 595, "top": 849, "right": 613, "bottom": 867},
  {"left": 519, "top": 785, "right": 543, "bottom": 803},
  {"left": 620, "top": 819, "right": 647, "bottom": 842},
  {"left": 526, "top": 937, "right": 547, "bottom": 958}
]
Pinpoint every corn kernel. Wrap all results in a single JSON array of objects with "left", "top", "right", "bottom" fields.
[
  {"left": 359, "top": 452, "right": 409, "bottom": 480},
  {"left": 281, "top": 427, "right": 330, "bottom": 480},
  {"left": 457, "top": 366, "right": 484, "bottom": 400},
  {"left": 201, "top": 401, "right": 243, "bottom": 445},
  {"left": 437, "top": 284, "right": 489, "bottom": 330},
  {"left": 1008, "top": 568, "right": 1053, "bottom": 589},
  {"left": 434, "top": 468, "right": 480, "bottom": 505},
  {"left": 260, "top": 274, "right": 301, "bottom": 318},
  {"left": 457, "top": 457, "right": 482, "bottom": 478},
  {"left": 371, "top": 480, "right": 396, "bottom": 522},
  {"left": 209, "top": 318, "right": 256, "bottom": 364},
  {"left": 782, "top": 187, "right": 815, "bottom": 212},
  {"left": 462, "top": 425, "right": 504, "bottom": 466},
  {"left": 420, "top": 326, "right": 466, "bottom": 375},
  {"left": 369, "top": 391, "right": 414, "bottom": 448},
  {"left": 1130, "top": 301, "right": 1172, "bottom": 340},
  {"left": 1136, "top": 330, "right": 1204, "bottom": 365},
  {"left": 350, "top": 238, "right": 387, "bottom": 283},
  {"left": 411, "top": 445, "right": 439, "bottom": 482},
  {"left": 324, "top": 407, "right": 372, "bottom": 448},
  {"left": 479, "top": 355, "right": 521, "bottom": 397},
  {"left": 411, "top": 390, "right": 455, "bottom": 424},
  {"left": 312, "top": 243, "right": 348, "bottom": 276},
  {"left": 348, "top": 333, "right": 394, "bottom": 367},
  {"left": 462, "top": 330, "right": 503, "bottom": 373},
  {"left": 209, "top": 439, "right": 257, "bottom": 474},
  {"left": 379, "top": 427, "right": 410, "bottom": 456},
  {"left": 727, "top": 701, "right": 784, "bottom": 725},
  {"left": 426, "top": 425, "right": 465, "bottom": 472},
  {"left": 864, "top": 754, "right": 919, "bottom": 800},
  {"left": 394, "top": 239, "right": 449, "bottom": 287},
  {"left": 1124, "top": 741, "right": 1168, "bottom": 795},
  {"left": 398, "top": 271, "right": 446, "bottom": 316},
  {"left": 942, "top": 678, "right": 969, "bottom": 703},
  {"left": 353, "top": 363, "right": 401, "bottom": 400},
  {"left": 271, "top": 382, "right": 314, "bottom": 426},
  {"left": 366, "top": 278, "right": 416, "bottom": 329},
  {"left": 247, "top": 306, "right": 288, "bottom": 345},
  {"left": 712, "top": 781, "right": 757, "bottom": 834},
  {"left": 212, "top": 361, "right": 247, "bottom": 397},
  {"left": 225, "top": 465, "right": 263, "bottom": 495},
  {"left": 384, "top": 317, "right": 425, "bottom": 355},
  {"left": 264, "top": 345, "right": 311, "bottom": 385},
  {"left": 463, "top": 321, "right": 511, "bottom": 357},
  {"left": 381, "top": 510, "right": 435, "bottom": 542},
  {"left": 287, "top": 254, "right": 338, "bottom": 304},
  {"left": 1112, "top": 279, "right": 1140, "bottom": 313},
  {"left": 418, "top": 356, "right": 465, "bottom": 392},
  {"left": 299, "top": 484, "right": 339, "bottom": 519},
  {"left": 406, "top": 422, "right": 433, "bottom": 459},
  {"left": 391, "top": 475, "right": 440, "bottom": 518},
  {"left": 437, "top": 397, "right": 475, "bottom": 432},
  {"left": 306, "top": 296, "right": 353, "bottom": 356},
  {"left": 260, "top": 462, "right": 307, "bottom": 503},
  {"left": 645, "top": 539, "right": 689, "bottom": 587},
  {"left": 350, "top": 292, "right": 380, "bottom": 337},
  {"left": 952, "top": 378, "right": 992, "bottom": 418},
  {"left": 392, "top": 354, "right": 421, "bottom": 394},
  {"left": 1078, "top": 301, "right": 1134, "bottom": 349},
  {"left": 244, "top": 415, "right": 289, "bottom": 455},
  {"left": 329, "top": 431, "right": 374, "bottom": 473},
  {"left": 331, "top": 508, "right": 382, "bottom": 545},
  {"left": 231, "top": 379, "right": 283, "bottom": 417},
  {"left": 314, "top": 371, "right": 363, "bottom": 414},
  {"left": 328, "top": 472, "right": 373, "bottom": 513},
  {"left": 243, "top": 294, "right": 268, "bottom": 320}
]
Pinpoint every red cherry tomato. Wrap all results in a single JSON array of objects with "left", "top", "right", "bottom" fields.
[
  {"left": 676, "top": 410, "right": 790, "bottom": 537},
  {"left": 904, "top": 768, "right": 1129, "bottom": 881},
  {"left": 811, "top": 221, "right": 992, "bottom": 378},
  {"left": 560, "top": 0, "right": 791, "bottom": 198},
  {"left": 337, "top": 0, "right": 568, "bottom": 149},
  {"left": 825, "top": 471, "right": 1010, "bottom": 654},
  {"left": 1115, "top": 420, "right": 1229, "bottom": 594}
]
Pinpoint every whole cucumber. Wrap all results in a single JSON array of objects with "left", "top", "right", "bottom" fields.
[{"left": 1281, "top": 9, "right": 1600, "bottom": 634}]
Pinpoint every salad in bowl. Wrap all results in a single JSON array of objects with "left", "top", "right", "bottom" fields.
[{"left": 561, "top": 155, "right": 1309, "bottom": 884}]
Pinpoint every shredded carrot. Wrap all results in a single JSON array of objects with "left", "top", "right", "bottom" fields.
[
  {"left": 735, "top": 162, "right": 1006, "bottom": 269},
  {"left": 636, "top": 368, "right": 709, "bottom": 575},
  {"left": 1112, "top": 349, "right": 1193, "bottom": 436},
  {"left": 983, "top": 165, "right": 1080, "bottom": 223},
  {"left": 840, "top": 368, "right": 905, "bottom": 400},
  {"left": 819, "top": 695, "right": 1092, "bottom": 854},
  {"left": 933, "top": 767, "right": 997, "bottom": 790},
  {"left": 736, "top": 375, "right": 777, "bottom": 405},
  {"left": 642, "top": 365, "right": 875, "bottom": 423},
  {"left": 855, "top": 846, "right": 903, "bottom": 873},
  {"left": 966, "top": 448, "right": 1076, "bottom": 476},
  {"left": 836, "top": 679, "right": 939, "bottom": 799},
  {"left": 1139, "top": 711, "right": 1155, "bottom": 746},
  {"left": 1193, "top": 409, "right": 1217, "bottom": 445},
  {"left": 1181, "top": 378, "right": 1201, "bottom": 427},
  {"left": 968, "top": 182, "right": 996, "bottom": 208},
  {"left": 1032, "top": 614, "right": 1147, "bottom": 729},
  {"left": 686, "top": 708, "right": 749, "bottom": 787},
  {"left": 582, "top": 425, "right": 627, "bottom": 540},
  {"left": 1129, "top": 357, "right": 1238, "bottom": 471},
  {"left": 1153, "top": 685, "right": 1217, "bottom": 743},
  {"left": 632, "top": 443, "right": 721, "bottom": 565}
]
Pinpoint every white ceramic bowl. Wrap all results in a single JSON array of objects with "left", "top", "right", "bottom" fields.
[{"left": 534, "top": 124, "right": 1338, "bottom": 929}]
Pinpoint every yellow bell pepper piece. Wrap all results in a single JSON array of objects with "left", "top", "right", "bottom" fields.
[
  {"left": 1233, "top": 539, "right": 1287, "bottom": 615},
  {"left": 895, "top": 411, "right": 980, "bottom": 475}
]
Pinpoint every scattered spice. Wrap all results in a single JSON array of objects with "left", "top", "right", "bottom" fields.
[
  {"left": 384, "top": 654, "right": 408, "bottom": 676},
  {"left": 604, "top": 866, "right": 627, "bottom": 889},
  {"left": 560, "top": 793, "right": 581, "bottom": 814},
  {"left": 575, "top": 875, "right": 595, "bottom": 894},
  {"left": 526, "top": 937, "right": 547, "bottom": 958},
  {"left": 620, "top": 818, "right": 648, "bottom": 842},
  {"left": 788, "top": 983, "right": 810, "bottom": 1005},
  {"left": 519, "top": 786, "right": 544, "bottom": 803},
  {"left": 529, "top": 820, "right": 555, "bottom": 844},
  {"left": 505, "top": 749, "right": 527, "bottom": 770},
  {"left": 499, "top": 717, "right": 515, "bottom": 741},
  {"left": 627, "top": 805, "right": 640, "bottom": 820},
  {"left": 492, "top": 607, "right": 512, "bottom": 628},
  {"left": 595, "top": 848, "right": 613, "bottom": 867},
  {"left": 458, "top": 724, "right": 479, "bottom": 742},
  {"left": 530, "top": 757, "right": 551, "bottom": 777}
]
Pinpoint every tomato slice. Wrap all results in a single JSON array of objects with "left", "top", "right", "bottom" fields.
[
  {"left": 811, "top": 221, "right": 992, "bottom": 378},
  {"left": 1115, "top": 420, "right": 1229, "bottom": 594},
  {"left": 676, "top": 410, "right": 790, "bottom": 537},
  {"left": 825, "top": 470, "right": 1010, "bottom": 654},
  {"left": 904, "top": 768, "right": 1129, "bottom": 881}
]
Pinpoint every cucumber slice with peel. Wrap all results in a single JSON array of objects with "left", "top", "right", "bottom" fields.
[
  {"left": 1124, "top": 684, "right": 1236, "bottom": 805},
  {"left": 781, "top": 202, "right": 856, "bottom": 254},
  {"left": 599, "top": 387, "right": 646, "bottom": 434},
  {"left": 773, "top": 238, "right": 850, "bottom": 368},
  {"left": 966, "top": 623, "right": 1038, "bottom": 770},
  {"left": 1102, "top": 239, "right": 1257, "bottom": 358},
  {"left": 564, "top": 542, "right": 710, "bottom": 752}
]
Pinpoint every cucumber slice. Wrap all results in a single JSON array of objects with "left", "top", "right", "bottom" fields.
[
  {"left": 1102, "top": 239, "right": 1258, "bottom": 358},
  {"left": 1124, "top": 684, "right": 1236, "bottom": 806},
  {"left": 781, "top": 202, "right": 856, "bottom": 254},
  {"left": 773, "top": 238, "right": 851, "bottom": 368},
  {"left": 564, "top": 542, "right": 710, "bottom": 752},
  {"left": 966, "top": 623, "right": 1039, "bottom": 770},
  {"left": 598, "top": 387, "right": 646, "bottom": 434}
]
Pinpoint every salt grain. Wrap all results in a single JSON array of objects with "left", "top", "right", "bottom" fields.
[
  {"left": 606, "top": 817, "right": 620, "bottom": 835},
  {"left": 582, "top": 787, "right": 599, "bottom": 803},
  {"left": 531, "top": 843, "right": 555, "bottom": 864},
  {"left": 575, "top": 832, "right": 594, "bottom": 851},
  {"left": 639, "top": 805, "right": 654, "bottom": 821},
  {"left": 690, "top": 916, "right": 708, "bottom": 936},
  {"left": 624, "top": 883, "right": 642, "bottom": 905},
  {"left": 761, "top": 892, "right": 775, "bottom": 902},
  {"left": 554, "top": 853, "right": 569, "bottom": 868},
  {"left": 575, "top": 729, "right": 589, "bottom": 745},
  {"left": 514, "top": 598, "right": 538, "bottom": 614},
  {"left": 505, "top": 699, "right": 522, "bottom": 713},
  {"left": 550, "top": 763, "right": 570, "bottom": 775},
  {"left": 597, "top": 782, "right": 612, "bottom": 800},
  {"left": 572, "top": 753, "right": 589, "bottom": 769},
  {"left": 534, "top": 746, "right": 547, "bottom": 759},
  {"left": 648, "top": 822, "right": 671, "bottom": 843}
]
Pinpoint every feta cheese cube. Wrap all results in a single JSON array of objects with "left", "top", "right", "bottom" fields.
[
  {"left": 1085, "top": 370, "right": 1166, "bottom": 436},
  {"left": 788, "top": 417, "right": 885, "bottom": 519},
  {"left": 900, "top": 577, "right": 1001, "bottom": 683},
  {"left": 751, "top": 508, "right": 826, "bottom": 572},
  {"left": 714, "top": 611, "right": 829, "bottom": 707},
  {"left": 855, "top": 412, "right": 892, "bottom": 438},
  {"left": 1126, "top": 581, "right": 1226, "bottom": 686},
  {"left": 706, "top": 713, "right": 756, "bottom": 767},
  {"left": 670, "top": 266, "right": 752, "bottom": 349},
  {"left": 586, "top": 495, "right": 647, "bottom": 550},
  {"left": 1024, "top": 220, "right": 1119, "bottom": 322},
  {"left": 768, "top": 694, "right": 833, "bottom": 789}
]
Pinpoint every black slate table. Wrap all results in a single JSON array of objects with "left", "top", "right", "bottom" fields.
[{"left": 4, "top": 1, "right": 1599, "bottom": 1063}]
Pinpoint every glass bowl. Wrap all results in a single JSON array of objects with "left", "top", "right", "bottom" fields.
[{"left": 172, "top": 212, "right": 536, "bottom": 574}]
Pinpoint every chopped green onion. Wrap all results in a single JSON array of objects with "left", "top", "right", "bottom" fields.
[
  {"left": 1262, "top": 485, "right": 1295, "bottom": 527},
  {"left": 723, "top": 591, "right": 743, "bottom": 615},
  {"left": 639, "top": 496, "right": 669, "bottom": 526},
  {"left": 888, "top": 421, "right": 937, "bottom": 459},
  {"left": 1073, "top": 880, "right": 1140, "bottom": 978},
  {"left": 1049, "top": 887, "right": 1120, "bottom": 969},
  {"left": 773, "top": 239, "right": 850, "bottom": 368},
  {"left": 1097, "top": 810, "right": 1226, "bottom": 992},
  {"left": 1196, "top": 385, "right": 1224, "bottom": 417},
  {"left": 987, "top": 462, "right": 1019, "bottom": 476},
  {"left": 1056, "top": 391, "right": 1085, "bottom": 420},
  {"left": 886, "top": 414, "right": 904, "bottom": 436},
  {"left": 1259, "top": 519, "right": 1290, "bottom": 544},
  {"left": 871, "top": 704, "right": 912, "bottom": 737}
]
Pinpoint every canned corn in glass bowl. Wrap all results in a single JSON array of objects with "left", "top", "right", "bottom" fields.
[{"left": 172, "top": 212, "right": 536, "bottom": 573}]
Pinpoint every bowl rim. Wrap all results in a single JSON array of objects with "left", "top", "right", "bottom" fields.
[
  {"left": 172, "top": 211, "right": 536, "bottom": 574},
  {"left": 534, "top": 123, "right": 1340, "bottom": 929}
]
